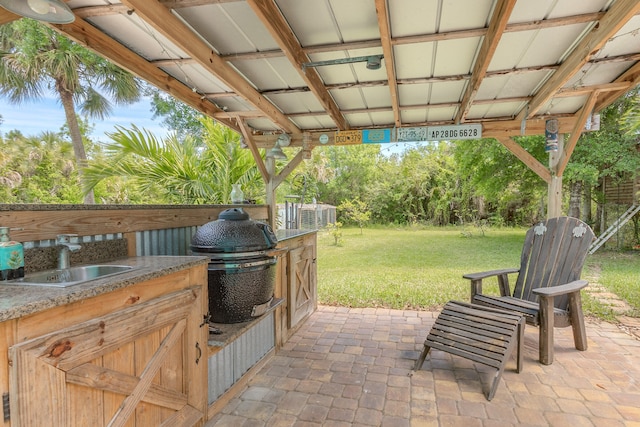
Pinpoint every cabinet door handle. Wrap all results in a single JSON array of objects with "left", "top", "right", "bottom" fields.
[{"left": 195, "top": 342, "right": 202, "bottom": 365}]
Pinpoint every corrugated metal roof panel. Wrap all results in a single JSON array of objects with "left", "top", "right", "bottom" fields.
[
  {"left": 394, "top": 43, "right": 436, "bottom": 80},
  {"left": 20, "top": 0, "right": 640, "bottom": 138},
  {"left": 266, "top": 92, "right": 324, "bottom": 115},
  {"left": 160, "top": 63, "right": 232, "bottom": 94},
  {"left": 433, "top": 38, "right": 481, "bottom": 76},
  {"left": 177, "top": 3, "right": 280, "bottom": 54},
  {"left": 547, "top": 0, "right": 611, "bottom": 19},
  {"left": 87, "top": 14, "right": 186, "bottom": 61},
  {"left": 439, "top": 0, "right": 493, "bottom": 32},
  {"left": 597, "top": 15, "right": 640, "bottom": 57},
  {"left": 388, "top": 0, "right": 439, "bottom": 37},
  {"left": 430, "top": 81, "right": 468, "bottom": 104}
]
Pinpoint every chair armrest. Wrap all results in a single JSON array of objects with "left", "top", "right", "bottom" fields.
[
  {"left": 464, "top": 268, "right": 520, "bottom": 299},
  {"left": 532, "top": 280, "right": 588, "bottom": 298},
  {"left": 463, "top": 268, "right": 520, "bottom": 280}
]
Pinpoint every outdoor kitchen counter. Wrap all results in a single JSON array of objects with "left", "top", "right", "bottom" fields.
[
  {"left": 275, "top": 228, "right": 317, "bottom": 241},
  {"left": 0, "top": 255, "right": 210, "bottom": 426},
  {"left": 0, "top": 255, "right": 208, "bottom": 322}
]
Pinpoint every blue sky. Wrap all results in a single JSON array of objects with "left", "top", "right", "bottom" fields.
[{"left": 0, "top": 95, "right": 168, "bottom": 142}]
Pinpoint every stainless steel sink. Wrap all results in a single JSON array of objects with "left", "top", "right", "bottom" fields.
[{"left": 5, "top": 265, "right": 134, "bottom": 287}]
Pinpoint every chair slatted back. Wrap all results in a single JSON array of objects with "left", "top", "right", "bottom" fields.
[{"left": 512, "top": 217, "right": 594, "bottom": 308}]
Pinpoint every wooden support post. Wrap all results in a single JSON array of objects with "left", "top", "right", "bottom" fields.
[
  {"left": 548, "top": 134, "right": 564, "bottom": 218},
  {"left": 265, "top": 156, "right": 277, "bottom": 230}
]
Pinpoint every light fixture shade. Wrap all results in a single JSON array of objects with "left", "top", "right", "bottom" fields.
[
  {"left": 0, "top": 0, "right": 75, "bottom": 24},
  {"left": 276, "top": 134, "right": 291, "bottom": 147},
  {"left": 268, "top": 146, "right": 288, "bottom": 160},
  {"left": 366, "top": 56, "right": 382, "bottom": 70}
]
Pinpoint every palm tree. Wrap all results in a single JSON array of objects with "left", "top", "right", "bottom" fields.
[
  {"left": 83, "top": 118, "right": 263, "bottom": 204},
  {"left": 0, "top": 19, "right": 142, "bottom": 204}
]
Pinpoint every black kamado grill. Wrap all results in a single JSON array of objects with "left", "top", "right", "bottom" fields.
[{"left": 191, "top": 208, "right": 278, "bottom": 323}]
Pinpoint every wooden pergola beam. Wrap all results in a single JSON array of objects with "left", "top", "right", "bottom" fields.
[
  {"left": 0, "top": 8, "right": 19, "bottom": 25},
  {"left": 121, "top": 0, "right": 300, "bottom": 135},
  {"left": 273, "top": 150, "right": 306, "bottom": 189},
  {"left": 555, "top": 81, "right": 633, "bottom": 97},
  {"left": 557, "top": 91, "right": 600, "bottom": 177},
  {"left": 456, "top": 0, "right": 517, "bottom": 124},
  {"left": 246, "top": 0, "right": 348, "bottom": 131},
  {"left": 375, "top": 0, "right": 401, "bottom": 127},
  {"left": 527, "top": 0, "right": 640, "bottom": 118},
  {"left": 237, "top": 120, "right": 269, "bottom": 183},
  {"left": 496, "top": 137, "right": 551, "bottom": 184},
  {"left": 594, "top": 61, "right": 640, "bottom": 113},
  {"left": 51, "top": 17, "right": 238, "bottom": 132}
]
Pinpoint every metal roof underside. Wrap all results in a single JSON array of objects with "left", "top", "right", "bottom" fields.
[{"left": 2, "top": 0, "right": 639, "bottom": 149}]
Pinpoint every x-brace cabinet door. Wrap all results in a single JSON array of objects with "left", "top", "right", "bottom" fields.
[
  {"left": 288, "top": 241, "right": 316, "bottom": 329},
  {"left": 9, "top": 287, "right": 206, "bottom": 427}
]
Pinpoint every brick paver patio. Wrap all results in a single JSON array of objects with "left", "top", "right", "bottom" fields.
[{"left": 206, "top": 305, "right": 640, "bottom": 426}]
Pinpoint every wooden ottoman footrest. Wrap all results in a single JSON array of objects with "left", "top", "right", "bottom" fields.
[{"left": 413, "top": 300, "right": 525, "bottom": 401}]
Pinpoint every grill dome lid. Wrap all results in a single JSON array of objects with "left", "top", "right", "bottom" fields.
[{"left": 191, "top": 208, "right": 277, "bottom": 253}]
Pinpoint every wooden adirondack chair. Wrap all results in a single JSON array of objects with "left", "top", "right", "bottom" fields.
[{"left": 463, "top": 217, "right": 595, "bottom": 365}]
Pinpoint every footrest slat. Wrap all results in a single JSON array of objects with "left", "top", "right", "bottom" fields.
[{"left": 414, "top": 300, "right": 525, "bottom": 401}]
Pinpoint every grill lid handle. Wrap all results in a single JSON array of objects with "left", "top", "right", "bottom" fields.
[
  {"left": 218, "top": 208, "right": 249, "bottom": 221},
  {"left": 257, "top": 222, "right": 278, "bottom": 247}
]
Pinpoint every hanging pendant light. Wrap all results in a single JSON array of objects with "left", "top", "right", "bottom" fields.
[
  {"left": 0, "top": 0, "right": 75, "bottom": 24},
  {"left": 267, "top": 134, "right": 290, "bottom": 160}
]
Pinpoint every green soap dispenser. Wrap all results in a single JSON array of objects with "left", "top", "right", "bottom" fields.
[{"left": 0, "top": 227, "right": 24, "bottom": 281}]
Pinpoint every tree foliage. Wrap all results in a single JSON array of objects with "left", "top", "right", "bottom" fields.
[
  {"left": 0, "top": 19, "right": 142, "bottom": 203},
  {"left": 453, "top": 136, "right": 547, "bottom": 225},
  {"left": 83, "top": 118, "right": 264, "bottom": 204},
  {"left": 146, "top": 87, "right": 205, "bottom": 140},
  {"left": 337, "top": 198, "right": 370, "bottom": 233},
  {"left": 569, "top": 89, "right": 640, "bottom": 188},
  {"left": 0, "top": 130, "right": 82, "bottom": 203}
]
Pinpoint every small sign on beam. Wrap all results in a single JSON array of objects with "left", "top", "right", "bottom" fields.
[
  {"left": 363, "top": 129, "right": 392, "bottom": 143},
  {"left": 397, "top": 127, "right": 429, "bottom": 142},
  {"left": 334, "top": 130, "right": 363, "bottom": 145},
  {"left": 426, "top": 124, "right": 482, "bottom": 141}
]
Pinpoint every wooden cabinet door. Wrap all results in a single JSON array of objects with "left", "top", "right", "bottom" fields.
[
  {"left": 9, "top": 287, "right": 207, "bottom": 427},
  {"left": 288, "top": 241, "right": 316, "bottom": 328}
]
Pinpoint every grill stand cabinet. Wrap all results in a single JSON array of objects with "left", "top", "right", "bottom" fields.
[
  {"left": 204, "top": 231, "right": 317, "bottom": 418},
  {"left": 275, "top": 231, "right": 317, "bottom": 347},
  {"left": 0, "top": 263, "right": 209, "bottom": 427}
]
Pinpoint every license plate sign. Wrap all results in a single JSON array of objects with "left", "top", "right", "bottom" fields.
[{"left": 427, "top": 124, "right": 482, "bottom": 140}]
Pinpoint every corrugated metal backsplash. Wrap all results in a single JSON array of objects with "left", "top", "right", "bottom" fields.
[{"left": 134, "top": 226, "right": 199, "bottom": 256}]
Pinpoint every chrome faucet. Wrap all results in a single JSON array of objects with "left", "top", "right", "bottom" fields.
[{"left": 56, "top": 234, "right": 81, "bottom": 269}]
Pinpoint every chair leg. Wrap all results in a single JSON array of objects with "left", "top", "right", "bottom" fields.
[
  {"left": 487, "top": 368, "right": 504, "bottom": 401},
  {"left": 539, "top": 296, "right": 555, "bottom": 365},
  {"left": 414, "top": 344, "right": 432, "bottom": 370},
  {"left": 568, "top": 291, "right": 588, "bottom": 351},
  {"left": 516, "top": 319, "right": 525, "bottom": 373}
]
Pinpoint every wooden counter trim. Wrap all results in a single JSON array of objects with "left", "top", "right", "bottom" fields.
[
  {"left": 0, "top": 205, "right": 268, "bottom": 242},
  {"left": 15, "top": 265, "right": 206, "bottom": 342}
]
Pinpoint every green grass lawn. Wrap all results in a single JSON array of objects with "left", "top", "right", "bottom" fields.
[
  {"left": 316, "top": 225, "right": 639, "bottom": 319},
  {"left": 585, "top": 252, "right": 640, "bottom": 318}
]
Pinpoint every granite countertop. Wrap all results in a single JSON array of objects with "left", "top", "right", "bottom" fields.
[
  {"left": 275, "top": 229, "right": 317, "bottom": 241},
  {"left": 0, "top": 256, "right": 208, "bottom": 323}
]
